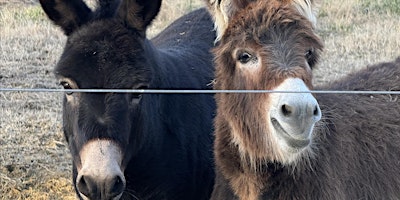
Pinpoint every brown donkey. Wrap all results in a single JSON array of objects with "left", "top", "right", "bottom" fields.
[{"left": 207, "top": 0, "right": 400, "bottom": 199}]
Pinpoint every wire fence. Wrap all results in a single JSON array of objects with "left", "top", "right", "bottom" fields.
[{"left": 1, "top": 88, "right": 400, "bottom": 95}]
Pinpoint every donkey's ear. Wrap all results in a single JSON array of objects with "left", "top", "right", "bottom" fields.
[
  {"left": 205, "top": 0, "right": 255, "bottom": 42},
  {"left": 117, "top": 0, "right": 162, "bottom": 33},
  {"left": 292, "top": 0, "right": 318, "bottom": 28},
  {"left": 39, "top": 0, "right": 92, "bottom": 36}
]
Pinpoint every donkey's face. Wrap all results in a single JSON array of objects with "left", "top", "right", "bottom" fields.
[
  {"left": 40, "top": 0, "right": 161, "bottom": 199},
  {"left": 57, "top": 22, "right": 150, "bottom": 199},
  {"left": 213, "top": 0, "right": 323, "bottom": 165}
]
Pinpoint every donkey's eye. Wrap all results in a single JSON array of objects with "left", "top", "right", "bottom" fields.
[
  {"left": 237, "top": 52, "right": 253, "bottom": 64},
  {"left": 305, "top": 48, "right": 314, "bottom": 61},
  {"left": 131, "top": 93, "right": 142, "bottom": 100},
  {"left": 305, "top": 47, "right": 317, "bottom": 68},
  {"left": 60, "top": 81, "right": 73, "bottom": 95},
  {"left": 130, "top": 85, "right": 147, "bottom": 104}
]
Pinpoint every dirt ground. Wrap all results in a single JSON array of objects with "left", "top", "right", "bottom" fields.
[{"left": 0, "top": 0, "right": 399, "bottom": 199}]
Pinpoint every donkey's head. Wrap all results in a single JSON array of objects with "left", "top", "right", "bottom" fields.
[
  {"left": 40, "top": 0, "right": 161, "bottom": 199},
  {"left": 213, "top": 0, "right": 323, "bottom": 166}
]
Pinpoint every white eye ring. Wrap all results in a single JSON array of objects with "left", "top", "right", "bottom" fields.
[
  {"left": 60, "top": 81, "right": 73, "bottom": 95},
  {"left": 130, "top": 85, "right": 148, "bottom": 105},
  {"left": 234, "top": 49, "right": 259, "bottom": 71},
  {"left": 238, "top": 52, "right": 253, "bottom": 64}
]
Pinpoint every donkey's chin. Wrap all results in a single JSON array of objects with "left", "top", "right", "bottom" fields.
[{"left": 271, "top": 118, "right": 312, "bottom": 152}]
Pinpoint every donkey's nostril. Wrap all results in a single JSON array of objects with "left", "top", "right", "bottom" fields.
[
  {"left": 77, "top": 175, "right": 95, "bottom": 198},
  {"left": 109, "top": 175, "right": 125, "bottom": 197},
  {"left": 77, "top": 174, "right": 125, "bottom": 199},
  {"left": 281, "top": 104, "right": 293, "bottom": 117},
  {"left": 313, "top": 105, "right": 319, "bottom": 116}
]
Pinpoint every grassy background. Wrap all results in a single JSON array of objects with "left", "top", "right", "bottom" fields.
[
  {"left": 315, "top": 0, "right": 400, "bottom": 83},
  {"left": 0, "top": 0, "right": 399, "bottom": 199}
]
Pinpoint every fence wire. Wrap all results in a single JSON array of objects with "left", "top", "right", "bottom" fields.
[{"left": 1, "top": 88, "right": 400, "bottom": 95}]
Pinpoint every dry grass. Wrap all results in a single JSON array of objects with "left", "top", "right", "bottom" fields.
[
  {"left": 1, "top": 1, "right": 73, "bottom": 199},
  {"left": 314, "top": 0, "right": 400, "bottom": 84},
  {"left": 0, "top": 0, "right": 399, "bottom": 199}
]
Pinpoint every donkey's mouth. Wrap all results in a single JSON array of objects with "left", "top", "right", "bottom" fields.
[{"left": 271, "top": 118, "right": 310, "bottom": 149}]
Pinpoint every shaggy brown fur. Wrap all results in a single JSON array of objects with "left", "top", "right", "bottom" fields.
[
  {"left": 204, "top": 0, "right": 317, "bottom": 41},
  {"left": 209, "top": 0, "right": 400, "bottom": 199}
]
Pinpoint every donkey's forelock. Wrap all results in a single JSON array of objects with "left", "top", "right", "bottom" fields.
[
  {"left": 205, "top": 0, "right": 318, "bottom": 42},
  {"left": 92, "top": 0, "right": 121, "bottom": 19}
]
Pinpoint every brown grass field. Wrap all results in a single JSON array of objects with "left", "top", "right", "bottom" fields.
[{"left": 0, "top": 0, "right": 399, "bottom": 199}]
